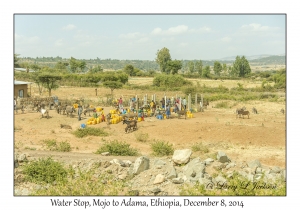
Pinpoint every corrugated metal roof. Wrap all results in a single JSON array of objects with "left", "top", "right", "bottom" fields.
[{"left": 14, "top": 80, "right": 32, "bottom": 85}]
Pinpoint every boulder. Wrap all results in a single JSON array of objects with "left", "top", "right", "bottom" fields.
[
  {"left": 217, "top": 151, "right": 230, "bottom": 163},
  {"left": 110, "top": 159, "right": 125, "bottom": 167},
  {"left": 153, "top": 174, "right": 165, "bottom": 184},
  {"left": 182, "top": 157, "right": 205, "bottom": 180},
  {"left": 128, "top": 156, "right": 150, "bottom": 175},
  {"left": 247, "top": 160, "right": 261, "bottom": 169},
  {"left": 204, "top": 158, "right": 215, "bottom": 165},
  {"left": 172, "top": 149, "right": 192, "bottom": 165},
  {"left": 167, "top": 166, "right": 177, "bottom": 179},
  {"left": 172, "top": 178, "right": 184, "bottom": 184}
]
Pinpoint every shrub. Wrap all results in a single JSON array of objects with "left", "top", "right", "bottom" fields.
[
  {"left": 135, "top": 132, "right": 149, "bottom": 142},
  {"left": 95, "top": 140, "right": 138, "bottom": 156},
  {"left": 42, "top": 139, "right": 71, "bottom": 152},
  {"left": 151, "top": 140, "right": 174, "bottom": 156},
  {"left": 191, "top": 142, "right": 209, "bottom": 153},
  {"left": 214, "top": 101, "right": 229, "bottom": 109},
  {"left": 22, "top": 157, "right": 67, "bottom": 184},
  {"left": 73, "top": 127, "right": 108, "bottom": 138}
]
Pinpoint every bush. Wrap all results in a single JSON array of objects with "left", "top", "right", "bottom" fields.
[
  {"left": 191, "top": 142, "right": 209, "bottom": 153},
  {"left": 42, "top": 139, "right": 71, "bottom": 152},
  {"left": 214, "top": 101, "right": 229, "bottom": 109},
  {"left": 95, "top": 140, "right": 139, "bottom": 156},
  {"left": 22, "top": 157, "right": 67, "bottom": 184},
  {"left": 135, "top": 132, "right": 149, "bottom": 142},
  {"left": 73, "top": 127, "right": 108, "bottom": 138},
  {"left": 151, "top": 140, "right": 174, "bottom": 156}
]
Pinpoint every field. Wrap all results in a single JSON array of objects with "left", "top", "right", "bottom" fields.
[{"left": 14, "top": 77, "right": 286, "bottom": 168}]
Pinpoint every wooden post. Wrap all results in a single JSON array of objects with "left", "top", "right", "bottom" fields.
[{"left": 195, "top": 93, "right": 197, "bottom": 111}]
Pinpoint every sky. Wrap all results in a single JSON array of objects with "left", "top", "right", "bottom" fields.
[{"left": 14, "top": 14, "right": 286, "bottom": 61}]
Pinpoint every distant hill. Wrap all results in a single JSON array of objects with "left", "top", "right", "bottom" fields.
[{"left": 17, "top": 54, "right": 286, "bottom": 71}]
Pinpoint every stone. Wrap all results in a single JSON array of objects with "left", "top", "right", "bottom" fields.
[
  {"left": 172, "top": 178, "right": 184, "bottom": 184},
  {"left": 182, "top": 157, "right": 205, "bottom": 180},
  {"left": 153, "top": 174, "right": 165, "bottom": 184},
  {"left": 214, "top": 175, "right": 227, "bottom": 185},
  {"left": 172, "top": 149, "right": 192, "bottom": 165},
  {"left": 217, "top": 151, "right": 230, "bottom": 163},
  {"left": 204, "top": 158, "right": 214, "bottom": 165},
  {"left": 225, "top": 162, "right": 236, "bottom": 170},
  {"left": 123, "top": 160, "right": 132, "bottom": 167},
  {"left": 129, "top": 156, "right": 150, "bottom": 175},
  {"left": 247, "top": 160, "right": 261, "bottom": 169},
  {"left": 151, "top": 188, "right": 161, "bottom": 194},
  {"left": 101, "top": 152, "right": 110, "bottom": 156},
  {"left": 270, "top": 166, "right": 281, "bottom": 174},
  {"left": 118, "top": 173, "right": 127, "bottom": 180},
  {"left": 154, "top": 159, "right": 166, "bottom": 166},
  {"left": 167, "top": 166, "right": 177, "bottom": 179},
  {"left": 17, "top": 153, "right": 27, "bottom": 162},
  {"left": 110, "top": 159, "right": 125, "bottom": 167}
]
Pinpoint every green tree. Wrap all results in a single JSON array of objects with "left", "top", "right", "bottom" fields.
[
  {"left": 102, "top": 81, "right": 123, "bottom": 97},
  {"left": 89, "top": 65, "right": 103, "bottom": 74},
  {"left": 232, "top": 56, "right": 251, "bottom": 77},
  {"left": 124, "top": 64, "right": 135, "bottom": 76},
  {"left": 213, "top": 61, "right": 222, "bottom": 76},
  {"left": 78, "top": 61, "right": 86, "bottom": 72},
  {"left": 222, "top": 63, "right": 227, "bottom": 75},
  {"left": 202, "top": 66, "right": 210, "bottom": 78},
  {"left": 155, "top": 47, "right": 172, "bottom": 73},
  {"left": 14, "top": 54, "right": 20, "bottom": 68},
  {"left": 188, "top": 61, "right": 195, "bottom": 74},
  {"left": 37, "top": 73, "right": 62, "bottom": 96},
  {"left": 166, "top": 60, "right": 182, "bottom": 75},
  {"left": 195, "top": 60, "right": 203, "bottom": 76},
  {"left": 54, "top": 61, "right": 69, "bottom": 70},
  {"left": 69, "top": 57, "right": 78, "bottom": 73}
]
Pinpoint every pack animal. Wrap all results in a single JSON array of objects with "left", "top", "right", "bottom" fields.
[
  {"left": 236, "top": 110, "right": 250, "bottom": 119},
  {"left": 177, "top": 110, "right": 187, "bottom": 119},
  {"left": 65, "top": 106, "right": 75, "bottom": 118},
  {"left": 280, "top": 108, "right": 285, "bottom": 114},
  {"left": 83, "top": 108, "right": 96, "bottom": 116},
  {"left": 15, "top": 105, "right": 25, "bottom": 114},
  {"left": 252, "top": 107, "right": 258, "bottom": 114},
  {"left": 124, "top": 119, "right": 137, "bottom": 133},
  {"left": 39, "top": 105, "right": 49, "bottom": 119}
]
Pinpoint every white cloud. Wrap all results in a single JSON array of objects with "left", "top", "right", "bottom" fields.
[
  {"left": 221, "top": 37, "right": 232, "bottom": 42},
  {"left": 137, "top": 37, "right": 149, "bottom": 43},
  {"left": 55, "top": 39, "right": 64, "bottom": 47},
  {"left": 179, "top": 42, "right": 188, "bottom": 47},
  {"left": 15, "top": 33, "right": 40, "bottom": 44},
  {"left": 63, "top": 24, "right": 76, "bottom": 31},
  {"left": 239, "top": 23, "right": 280, "bottom": 35},
  {"left": 119, "top": 32, "right": 143, "bottom": 39},
  {"left": 152, "top": 25, "right": 212, "bottom": 36}
]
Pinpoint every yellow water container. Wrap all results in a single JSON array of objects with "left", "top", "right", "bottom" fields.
[
  {"left": 138, "top": 117, "right": 142, "bottom": 122},
  {"left": 73, "top": 104, "right": 78, "bottom": 109},
  {"left": 96, "top": 118, "right": 100, "bottom": 124}
]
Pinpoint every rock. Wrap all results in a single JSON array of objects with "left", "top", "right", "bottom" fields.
[
  {"left": 172, "top": 149, "right": 192, "bottom": 165},
  {"left": 243, "top": 167, "right": 256, "bottom": 175},
  {"left": 172, "top": 178, "right": 184, "bottom": 184},
  {"left": 247, "top": 159, "right": 261, "bottom": 169},
  {"left": 270, "top": 166, "right": 281, "bottom": 174},
  {"left": 151, "top": 188, "right": 161, "bottom": 194},
  {"left": 214, "top": 175, "right": 227, "bottom": 185},
  {"left": 182, "top": 157, "right": 205, "bottom": 180},
  {"left": 123, "top": 160, "right": 132, "bottom": 167},
  {"left": 110, "top": 159, "right": 125, "bottom": 167},
  {"left": 118, "top": 173, "right": 127, "bottom": 180},
  {"left": 17, "top": 153, "right": 27, "bottom": 162},
  {"left": 153, "top": 174, "right": 165, "bottom": 184},
  {"left": 129, "top": 156, "right": 150, "bottom": 175},
  {"left": 128, "top": 190, "right": 139, "bottom": 196},
  {"left": 256, "top": 167, "right": 263, "bottom": 174},
  {"left": 225, "top": 162, "right": 236, "bottom": 170},
  {"left": 204, "top": 158, "right": 214, "bottom": 165},
  {"left": 154, "top": 159, "right": 166, "bottom": 166},
  {"left": 217, "top": 151, "right": 230, "bottom": 163},
  {"left": 238, "top": 171, "right": 254, "bottom": 182},
  {"left": 101, "top": 152, "right": 110, "bottom": 156}
]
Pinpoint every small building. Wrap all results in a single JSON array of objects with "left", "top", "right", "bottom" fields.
[{"left": 14, "top": 80, "right": 32, "bottom": 99}]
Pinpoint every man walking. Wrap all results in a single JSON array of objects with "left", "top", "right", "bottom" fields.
[{"left": 78, "top": 105, "right": 83, "bottom": 121}]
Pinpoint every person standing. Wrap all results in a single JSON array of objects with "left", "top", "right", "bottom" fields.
[
  {"left": 166, "top": 105, "right": 171, "bottom": 119},
  {"left": 118, "top": 97, "right": 123, "bottom": 108},
  {"left": 182, "top": 97, "right": 187, "bottom": 110},
  {"left": 78, "top": 105, "right": 83, "bottom": 121}
]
